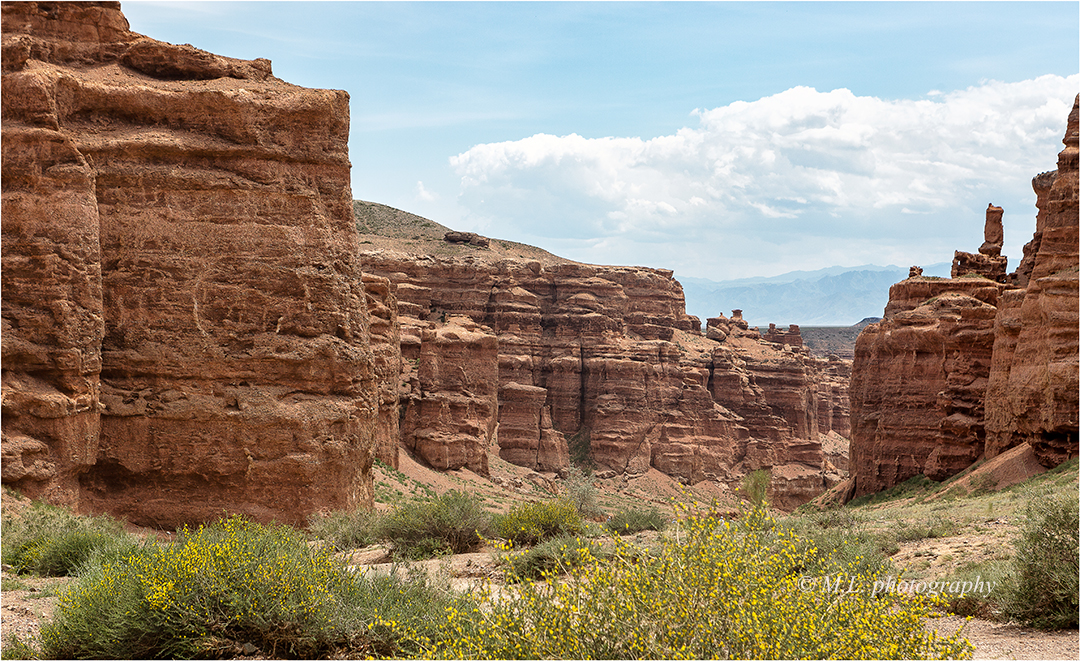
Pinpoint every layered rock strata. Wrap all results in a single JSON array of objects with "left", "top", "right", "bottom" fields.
[
  {"left": 984, "top": 96, "right": 1079, "bottom": 467},
  {"left": 1, "top": 1, "right": 377, "bottom": 526},
  {"left": 850, "top": 284, "right": 1005, "bottom": 496},
  {"left": 849, "top": 96, "right": 1079, "bottom": 497},
  {"left": 361, "top": 252, "right": 851, "bottom": 508}
]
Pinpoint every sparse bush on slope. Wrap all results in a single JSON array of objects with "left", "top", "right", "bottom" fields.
[
  {"left": 1001, "top": 489, "right": 1079, "bottom": 629},
  {"left": 494, "top": 499, "right": 584, "bottom": 547},
  {"left": 308, "top": 506, "right": 384, "bottom": 551},
  {"left": 1, "top": 499, "right": 139, "bottom": 577},
  {"left": 605, "top": 505, "right": 668, "bottom": 535}
]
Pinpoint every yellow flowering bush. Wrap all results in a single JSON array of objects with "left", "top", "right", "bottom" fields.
[
  {"left": 417, "top": 502, "right": 974, "bottom": 660},
  {"left": 500, "top": 535, "right": 608, "bottom": 580},
  {"left": 41, "top": 516, "right": 352, "bottom": 659}
]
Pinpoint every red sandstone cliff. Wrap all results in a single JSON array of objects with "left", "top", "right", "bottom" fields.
[
  {"left": 984, "top": 97, "right": 1079, "bottom": 467},
  {"left": 1, "top": 2, "right": 378, "bottom": 526},
  {"left": 1, "top": 2, "right": 852, "bottom": 521},
  {"left": 849, "top": 96, "right": 1079, "bottom": 498},
  {"left": 361, "top": 251, "right": 851, "bottom": 509}
]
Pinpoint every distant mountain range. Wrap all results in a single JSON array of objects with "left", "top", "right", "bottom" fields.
[{"left": 677, "top": 263, "right": 952, "bottom": 327}]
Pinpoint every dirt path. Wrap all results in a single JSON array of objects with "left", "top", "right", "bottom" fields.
[{"left": 933, "top": 615, "right": 1079, "bottom": 660}]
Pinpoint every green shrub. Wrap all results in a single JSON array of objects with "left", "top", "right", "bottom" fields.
[
  {"left": 0, "top": 634, "right": 37, "bottom": 660},
  {"left": 334, "top": 565, "right": 475, "bottom": 658},
  {"left": 1, "top": 500, "right": 138, "bottom": 577},
  {"left": 1001, "top": 489, "right": 1079, "bottom": 629},
  {"left": 501, "top": 535, "right": 605, "bottom": 580},
  {"left": 568, "top": 429, "right": 593, "bottom": 470},
  {"left": 742, "top": 469, "right": 770, "bottom": 508},
  {"left": 781, "top": 512, "right": 894, "bottom": 578},
  {"left": 894, "top": 518, "right": 957, "bottom": 542},
  {"left": 561, "top": 467, "right": 603, "bottom": 519},
  {"left": 380, "top": 491, "right": 493, "bottom": 559},
  {"left": 308, "top": 506, "right": 383, "bottom": 551},
  {"left": 494, "top": 499, "right": 584, "bottom": 547},
  {"left": 806, "top": 506, "right": 865, "bottom": 529},
  {"left": 940, "top": 559, "right": 1010, "bottom": 619},
  {"left": 605, "top": 506, "right": 668, "bottom": 535},
  {"left": 416, "top": 502, "right": 973, "bottom": 659},
  {"left": 39, "top": 515, "right": 465, "bottom": 659},
  {"left": 42, "top": 516, "right": 345, "bottom": 658}
]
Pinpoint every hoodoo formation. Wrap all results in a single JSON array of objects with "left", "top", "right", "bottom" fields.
[
  {"left": 848, "top": 95, "right": 1079, "bottom": 498},
  {"left": 1, "top": 1, "right": 378, "bottom": 526}
]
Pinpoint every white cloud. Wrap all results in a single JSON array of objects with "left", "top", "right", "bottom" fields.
[
  {"left": 450, "top": 76, "right": 1078, "bottom": 279},
  {"left": 414, "top": 180, "right": 439, "bottom": 202}
]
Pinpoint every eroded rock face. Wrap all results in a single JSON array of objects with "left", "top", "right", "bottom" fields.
[
  {"left": 984, "top": 95, "right": 1079, "bottom": 467},
  {"left": 399, "top": 317, "right": 497, "bottom": 474},
  {"left": 849, "top": 96, "right": 1079, "bottom": 497},
  {"left": 363, "top": 274, "right": 401, "bottom": 469},
  {"left": 362, "top": 252, "right": 851, "bottom": 508},
  {"left": 849, "top": 288, "right": 1004, "bottom": 497},
  {"left": 1, "top": 1, "right": 377, "bottom": 526}
]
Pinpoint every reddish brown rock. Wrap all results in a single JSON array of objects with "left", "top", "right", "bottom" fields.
[
  {"left": 363, "top": 274, "right": 401, "bottom": 469},
  {"left": 850, "top": 96, "right": 1078, "bottom": 498},
  {"left": 399, "top": 317, "right": 497, "bottom": 474},
  {"left": 815, "top": 356, "right": 852, "bottom": 441},
  {"left": 850, "top": 291, "right": 1003, "bottom": 497},
  {"left": 498, "top": 382, "right": 569, "bottom": 472},
  {"left": 984, "top": 95, "right": 1079, "bottom": 467},
  {"left": 980, "top": 204, "right": 1005, "bottom": 256},
  {"left": 1, "top": 1, "right": 377, "bottom": 527},
  {"left": 763, "top": 323, "right": 804, "bottom": 348},
  {"left": 363, "top": 250, "right": 850, "bottom": 508},
  {"left": 952, "top": 205, "right": 1007, "bottom": 281}
]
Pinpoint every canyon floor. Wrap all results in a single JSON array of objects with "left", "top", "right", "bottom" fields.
[{"left": 3, "top": 455, "right": 1077, "bottom": 659}]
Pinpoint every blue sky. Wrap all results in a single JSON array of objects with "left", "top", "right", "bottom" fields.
[{"left": 122, "top": 1, "right": 1079, "bottom": 280}]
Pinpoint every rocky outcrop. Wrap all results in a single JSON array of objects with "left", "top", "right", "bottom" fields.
[
  {"left": 363, "top": 274, "right": 401, "bottom": 469},
  {"left": 399, "top": 317, "right": 497, "bottom": 474},
  {"left": 1, "top": 2, "right": 377, "bottom": 526},
  {"left": 762, "top": 324, "right": 804, "bottom": 348},
  {"left": 984, "top": 96, "right": 1079, "bottom": 467},
  {"left": 849, "top": 96, "right": 1079, "bottom": 498},
  {"left": 849, "top": 287, "right": 1004, "bottom": 497},
  {"left": 951, "top": 205, "right": 1008, "bottom": 282},
  {"left": 362, "top": 252, "right": 851, "bottom": 508},
  {"left": 444, "top": 231, "right": 490, "bottom": 248}
]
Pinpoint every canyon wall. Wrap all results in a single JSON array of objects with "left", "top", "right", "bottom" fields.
[
  {"left": 361, "top": 252, "right": 851, "bottom": 508},
  {"left": 983, "top": 97, "right": 1079, "bottom": 467},
  {"left": 1, "top": 1, "right": 378, "bottom": 526},
  {"left": 849, "top": 96, "right": 1079, "bottom": 498},
  {"left": 1, "top": 1, "right": 851, "bottom": 521}
]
